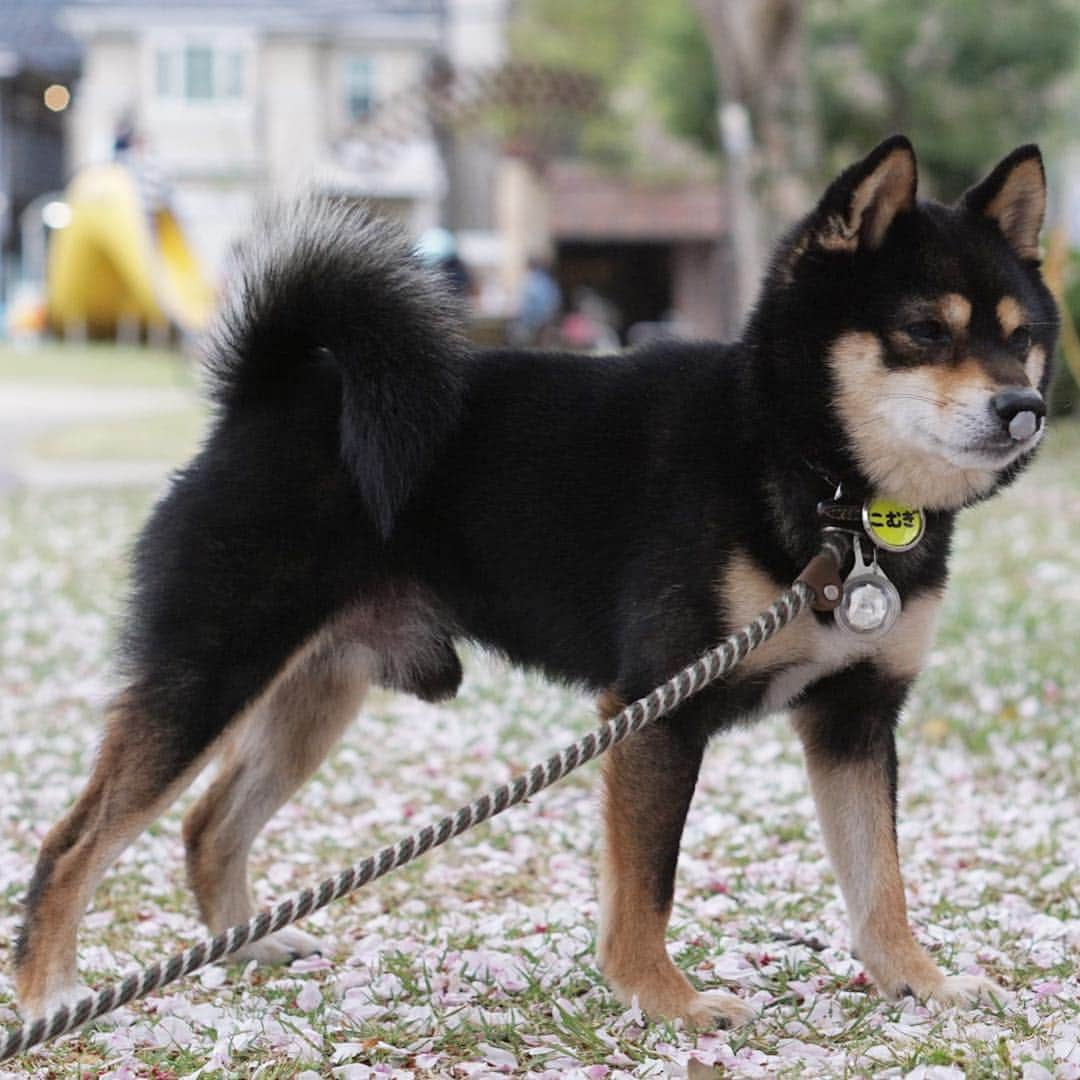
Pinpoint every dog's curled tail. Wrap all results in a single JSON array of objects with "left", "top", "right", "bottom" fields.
[{"left": 206, "top": 196, "right": 469, "bottom": 540}]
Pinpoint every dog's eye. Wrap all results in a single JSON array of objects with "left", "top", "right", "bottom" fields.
[
  {"left": 903, "top": 319, "right": 950, "bottom": 347},
  {"left": 1009, "top": 326, "right": 1032, "bottom": 353}
]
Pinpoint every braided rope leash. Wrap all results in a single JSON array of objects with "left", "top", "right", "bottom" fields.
[{"left": 1, "top": 537, "right": 846, "bottom": 1062}]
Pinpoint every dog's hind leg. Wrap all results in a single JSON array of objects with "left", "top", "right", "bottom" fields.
[
  {"left": 15, "top": 611, "right": 336, "bottom": 1019},
  {"left": 182, "top": 641, "right": 372, "bottom": 964},
  {"left": 14, "top": 691, "right": 217, "bottom": 1020},
  {"left": 596, "top": 694, "right": 755, "bottom": 1030}
]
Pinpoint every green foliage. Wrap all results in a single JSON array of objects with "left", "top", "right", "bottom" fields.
[
  {"left": 0, "top": 341, "right": 194, "bottom": 389},
  {"left": 507, "top": 0, "right": 720, "bottom": 168},
  {"left": 506, "top": 0, "right": 650, "bottom": 167},
  {"left": 810, "top": 0, "right": 1080, "bottom": 196},
  {"left": 508, "top": 0, "right": 647, "bottom": 80},
  {"left": 638, "top": 5, "right": 719, "bottom": 154},
  {"left": 510, "top": 0, "right": 1080, "bottom": 196},
  {"left": 1050, "top": 253, "right": 1080, "bottom": 416}
]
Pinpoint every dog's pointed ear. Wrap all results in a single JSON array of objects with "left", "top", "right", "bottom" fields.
[
  {"left": 961, "top": 145, "right": 1046, "bottom": 262},
  {"left": 810, "top": 135, "right": 918, "bottom": 254}
]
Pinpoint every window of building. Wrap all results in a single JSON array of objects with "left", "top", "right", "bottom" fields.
[
  {"left": 223, "top": 50, "right": 245, "bottom": 99},
  {"left": 152, "top": 43, "right": 248, "bottom": 103},
  {"left": 185, "top": 46, "right": 214, "bottom": 99},
  {"left": 155, "top": 49, "right": 177, "bottom": 97},
  {"left": 345, "top": 55, "right": 375, "bottom": 122}
]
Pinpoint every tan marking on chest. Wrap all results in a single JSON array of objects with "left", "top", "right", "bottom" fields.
[
  {"left": 721, "top": 552, "right": 816, "bottom": 676},
  {"left": 719, "top": 551, "right": 942, "bottom": 711},
  {"left": 877, "top": 589, "right": 943, "bottom": 679}
]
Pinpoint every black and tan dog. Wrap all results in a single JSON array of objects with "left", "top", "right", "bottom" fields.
[{"left": 17, "top": 136, "right": 1056, "bottom": 1028}]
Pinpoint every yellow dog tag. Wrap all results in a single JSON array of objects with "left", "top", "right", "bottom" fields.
[{"left": 862, "top": 498, "right": 925, "bottom": 552}]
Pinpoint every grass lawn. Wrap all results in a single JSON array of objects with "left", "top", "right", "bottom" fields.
[
  {"left": 0, "top": 423, "right": 1077, "bottom": 1078},
  {"left": 0, "top": 341, "right": 208, "bottom": 469},
  {"left": 0, "top": 341, "right": 196, "bottom": 391},
  {"left": 28, "top": 409, "right": 208, "bottom": 465}
]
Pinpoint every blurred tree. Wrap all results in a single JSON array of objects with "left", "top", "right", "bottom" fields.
[
  {"left": 690, "top": 0, "right": 818, "bottom": 321},
  {"left": 508, "top": 0, "right": 1080, "bottom": 331},
  {"left": 811, "top": 0, "right": 1080, "bottom": 197},
  {"left": 505, "top": 0, "right": 651, "bottom": 166},
  {"left": 510, "top": 0, "right": 1080, "bottom": 198},
  {"left": 639, "top": 5, "right": 720, "bottom": 153},
  {"left": 507, "top": 0, "right": 649, "bottom": 85},
  {"left": 1044, "top": 235, "right": 1080, "bottom": 416},
  {"left": 509, "top": 0, "right": 816, "bottom": 327}
]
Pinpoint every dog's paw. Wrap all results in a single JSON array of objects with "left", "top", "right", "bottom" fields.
[
  {"left": 926, "top": 974, "right": 1011, "bottom": 1009},
  {"left": 228, "top": 927, "right": 325, "bottom": 966},
  {"left": 605, "top": 956, "right": 756, "bottom": 1030},
  {"left": 676, "top": 990, "right": 757, "bottom": 1030}
]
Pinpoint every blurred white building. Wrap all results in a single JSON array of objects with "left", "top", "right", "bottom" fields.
[
  {"left": 60, "top": 0, "right": 509, "bottom": 275},
  {"left": 55, "top": 0, "right": 732, "bottom": 338}
]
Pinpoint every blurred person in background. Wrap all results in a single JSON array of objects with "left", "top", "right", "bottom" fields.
[
  {"left": 511, "top": 256, "right": 561, "bottom": 346},
  {"left": 112, "top": 113, "right": 171, "bottom": 215},
  {"left": 417, "top": 226, "right": 474, "bottom": 301},
  {"left": 560, "top": 285, "right": 620, "bottom": 353}
]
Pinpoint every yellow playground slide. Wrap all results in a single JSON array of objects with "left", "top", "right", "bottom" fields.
[{"left": 47, "top": 164, "right": 215, "bottom": 337}]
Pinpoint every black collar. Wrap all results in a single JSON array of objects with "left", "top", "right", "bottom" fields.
[
  {"left": 802, "top": 458, "right": 872, "bottom": 533},
  {"left": 801, "top": 457, "right": 869, "bottom": 502}
]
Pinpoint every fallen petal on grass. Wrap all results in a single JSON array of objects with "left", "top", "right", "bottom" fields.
[{"left": 1, "top": 426, "right": 1079, "bottom": 1076}]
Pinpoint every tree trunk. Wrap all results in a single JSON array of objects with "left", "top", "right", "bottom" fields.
[{"left": 691, "top": 0, "right": 818, "bottom": 331}]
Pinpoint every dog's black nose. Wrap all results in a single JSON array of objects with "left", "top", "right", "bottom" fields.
[{"left": 991, "top": 387, "right": 1045, "bottom": 441}]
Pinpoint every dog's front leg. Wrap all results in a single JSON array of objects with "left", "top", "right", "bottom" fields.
[
  {"left": 793, "top": 664, "right": 1007, "bottom": 1007},
  {"left": 596, "top": 696, "right": 755, "bottom": 1029}
]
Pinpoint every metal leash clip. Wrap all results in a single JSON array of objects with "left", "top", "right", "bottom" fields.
[{"left": 834, "top": 535, "right": 902, "bottom": 638}]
